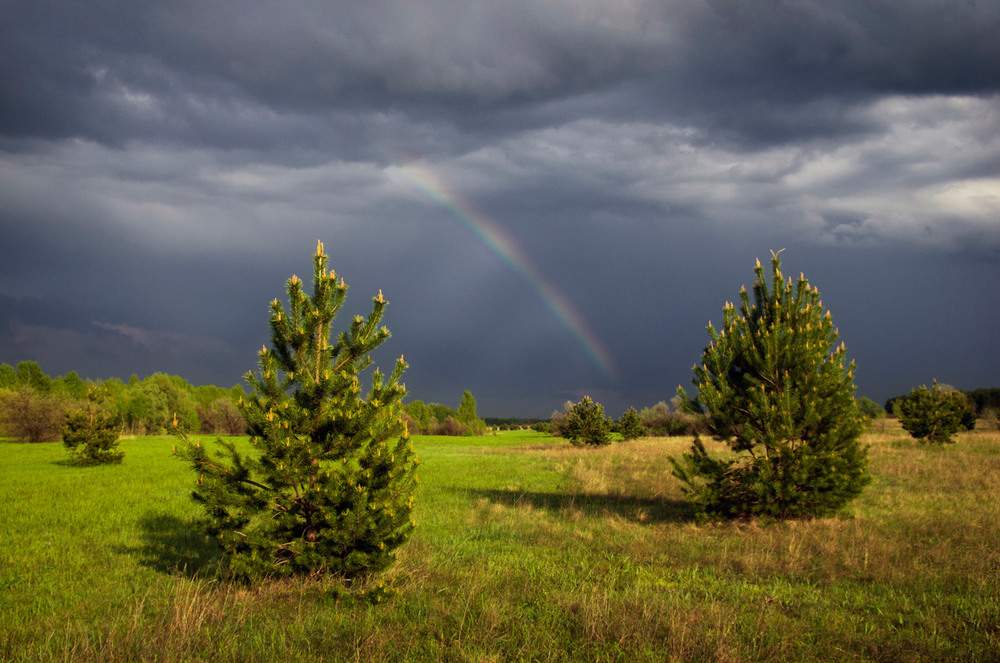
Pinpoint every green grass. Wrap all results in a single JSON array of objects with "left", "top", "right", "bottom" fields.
[{"left": 2, "top": 429, "right": 999, "bottom": 662}]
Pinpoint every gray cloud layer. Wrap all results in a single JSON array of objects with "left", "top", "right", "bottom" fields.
[{"left": 2, "top": 0, "right": 998, "bottom": 415}]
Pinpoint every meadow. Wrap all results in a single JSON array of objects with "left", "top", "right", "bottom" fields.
[{"left": 1, "top": 426, "right": 998, "bottom": 662}]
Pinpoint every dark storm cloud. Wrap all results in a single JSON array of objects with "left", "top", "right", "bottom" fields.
[
  {"left": 2, "top": 0, "right": 998, "bottom": 416},
  {"left": 5, "top": 1, "right": 999, "bottom": 150}
]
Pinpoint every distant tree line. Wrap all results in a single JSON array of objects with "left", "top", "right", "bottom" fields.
[
  {"left": 0, "top": 361, "right": 501, "bottom": 443},
  {"left": 545, "top": 396, "right": 704, "bottom": 439},
  {"left": 484, "top": 417, "right": 547, "bottom": 430},
  {"left": 401, "top": 390, "right": 488, "bottom": 436},
  {"left": 0, "top": 360, "right": 247, "bottom": 443}
]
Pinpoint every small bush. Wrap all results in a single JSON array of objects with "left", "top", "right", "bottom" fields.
[
  {"left": 212, "top": 397, "right": 246, "bottom": 436},
  {"left": 0, "top": 388, "right": 66, "bottom": 443},
  {"left": 638, "top": 400, "right": 695, "bottom": 436},
  {"left": 437, "top": 416, "right": 466, "bottom": 436},
  {"left": 549, "top": 400, "right": 573, "bottom": 438}
]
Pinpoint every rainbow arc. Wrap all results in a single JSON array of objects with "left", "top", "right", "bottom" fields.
[{"left": 392, "top": 162, "right": 618, "bottom": 381}]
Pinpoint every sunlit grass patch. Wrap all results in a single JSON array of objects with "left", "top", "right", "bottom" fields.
[{"left": 2, "top": 429, "right": 999, "bottom": 661}]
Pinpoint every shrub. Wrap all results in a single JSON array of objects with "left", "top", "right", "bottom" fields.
[
  {"left": 176, "top": 241, "right": 417, "bottom": 584},
  {"left": 563, "top": 396, "right": 612, "bottom": 447},
  {"left": 0, "top": 388, "right": 65, "bottom": 443},
  {"left": 196, "top": 397, "right": 246, "bottom": 436},
  {"left": 639, "top": 401, "right": 694, "bottom": 436},
  {"left": 549, "top": 400, "right": 573, "bottom": 437},
  {"left": 672, "top": 251, "right": 869, "bottom": 520},
  {"left": 437, "top": 416, "right": 466, "bottom": 436},
  {"left": 896, "top": 381, "right": 975, "bottom": 444}
]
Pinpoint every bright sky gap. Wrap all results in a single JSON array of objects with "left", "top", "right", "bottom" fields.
[{"left": 391, "top": 162, "right": 619, "bottom": 381}]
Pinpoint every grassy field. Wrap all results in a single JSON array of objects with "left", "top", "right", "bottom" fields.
[{"left": 1, "top": 426, "right": 998, "bottom": 662}]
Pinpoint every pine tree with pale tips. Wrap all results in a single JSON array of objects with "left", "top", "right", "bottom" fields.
[
  {"left": 672, "top": 251, "right": 869, "bottom": 519},
  {"left": 563, "top": 396, "right": 612, "bottom": 447},
  {"left": 176, "top": 241, "right": 417, "bottom": 585},
  {"left": 617, "top": 407, "right": 645, "bottom": 441},
  {"left": 896, "top": 380, "right": 975, "bottom": 444}
]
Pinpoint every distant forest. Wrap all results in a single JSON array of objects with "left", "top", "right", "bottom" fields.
[
  {"left": 0, "top": 361, "right": 494, "bottom": 440},
  {"left": 3, "top": 360, "right": 998, "bottom": 442},
  {"left": 0, "top": 360, "right": 246, "bottom": 437}
]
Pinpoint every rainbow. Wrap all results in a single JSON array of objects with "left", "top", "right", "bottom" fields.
[{"left": 391, "top": 162, "right": 618, "bottom": 381}]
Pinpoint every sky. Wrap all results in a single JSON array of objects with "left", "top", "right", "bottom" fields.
[{"left": 1, "top": 1, "right": 998, "bottom": 418}]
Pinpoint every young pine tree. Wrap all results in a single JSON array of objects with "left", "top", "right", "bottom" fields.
[
  {"left": 617, "top": 407, "right": 645, "bottom": 441},
  {"left": 896, "top": 380, "right": 975, "bottom": 444},
  {"left": 672, "top": 251, "right": 869, "bottom": 519},
  {"left": 176, "top": 241, "right": 417, "bottom": 583},
  {"left": 62, "top": 389, "right": 124, "bottom": 465},
  {"left": 563, "top": 396, "right": 612, "bottom": 447}
]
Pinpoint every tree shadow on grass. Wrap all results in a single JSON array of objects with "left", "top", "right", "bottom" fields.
[
  {"left": 126, "top": 513, "right": 222, "bottom": 578},
  {"left": 462, "top": 488, "right": 696, "bottom": 524}
]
